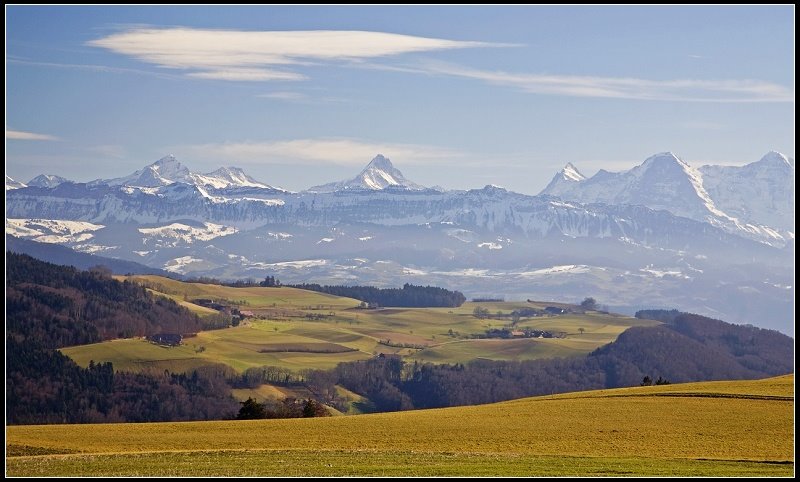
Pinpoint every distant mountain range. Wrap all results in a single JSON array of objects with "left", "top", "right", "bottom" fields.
[{"left": 5, "top": 151, "right": 795, "bottom": 333}]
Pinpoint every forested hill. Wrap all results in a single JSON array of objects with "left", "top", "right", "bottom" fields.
[
  {"left": 288, "top": 283, "right": 466, "bottom": 308},
  {"left": 7, "top": 252, "right": 201, "bottom": 346},
  {"left": 6, "top": 253, "right": 238, "bottom": 424}
]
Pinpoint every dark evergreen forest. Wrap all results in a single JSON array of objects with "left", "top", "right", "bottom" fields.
[{"left": 288, "top": 282, "right": 466, "bottom": 308}]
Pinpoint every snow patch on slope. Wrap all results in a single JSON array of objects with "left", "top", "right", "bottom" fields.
[
  {"left": 138, "top": 222, "right": 236, "bottom": 244},
  {"left": 6, "top": 218, "right": 105, "bottom": 243}
]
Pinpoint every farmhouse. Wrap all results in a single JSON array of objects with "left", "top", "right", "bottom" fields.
[
  {"left": 149, "top": 333, "right": 182, "bottom": 346},
  {"left": 544, "top": 306, "right": 566, "bottom": 315}
]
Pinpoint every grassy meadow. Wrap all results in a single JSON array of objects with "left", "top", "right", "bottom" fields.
[
  {"left": 6, "top": 375, "right": 793, "bottom": 476},
  {"left": 62, "top": 275, "right": 659, "bottom": 376}
]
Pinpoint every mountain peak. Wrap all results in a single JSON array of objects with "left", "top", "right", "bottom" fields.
[
  {"left": 561, "top": 162, "right": 586, "bottom": 182},
  {"left": 308, "top": 154, "right": 424, "bottom": 192},
  {"left": 154, "top": 154, "right": 177, "bottom": 165},
  {"left": 28, "top": 174, "right": 70, "bottom": 188},
  {"left": 539, "top": 162, "right": 586, "bottom": 196},
  {"left": 641, "top": 152, "right": 686, "bottom": 169},
  {"left": 365, "top": 154, "right": 393, "bottom": 171},
  {"left": 758, "top": 151, "right": 794, "bottom": 168}
]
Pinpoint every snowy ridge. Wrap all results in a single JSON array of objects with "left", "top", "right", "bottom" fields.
[
  {"left": 6, "top": 176, "right": 26, "bottom": 190},
  {"left": 700, "top": 151, "right": 794, "bottom": 232},
  {"left": 89, "top": 154, "right": 284, "bottom": 191},
  {"left": 28, "top": 174, "right": 70, "bottom": 188},
  {"left": 539, "top": 151, "right": 794, "bottom": 242}
]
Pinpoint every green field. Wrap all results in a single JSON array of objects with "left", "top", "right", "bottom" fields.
[
  {"left": 62, "top": 276, "right": 659, "bottom": 375},
  {"left": 6, "top": 375, "right": 793, "bottom": 476}
]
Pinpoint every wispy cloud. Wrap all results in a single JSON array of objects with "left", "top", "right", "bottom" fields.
[
  {"left": 174, "top": 138, "right": 463, "bottom": 166},
  {"left": 6, "top": 129, "right": 60, "bottom": 141},
  {"left": 256, "top": 91, "right": 349, "bottom": 104},
  {"left": 257, "top": 91, "right": 310, "bottom": 101},
  {"left": 406, "top": 61, "right": 794, "bottom": 103},
  {"left": 88, "top": 27, "right": 507, "bottom": 82},
  {"left": 8, "top": 58, "right": 181, "bottom": 80}
]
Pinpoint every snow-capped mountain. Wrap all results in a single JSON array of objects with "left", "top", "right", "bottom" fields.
[
  {"left": 309, "top": 154, "right": 425, "bottom": 192},
  {"left": 27, "top": 174, "right": 71, "bottom": 188},
  {"left": 97, "top": 154, "right": 193, "bottom": 187},
  {"left": 699, "top": 151, "right": 795, "bottom": 232},
  {"left": 541, "top": 162, "right": 586, "bottom": 195},
  {"left": 5, "top": 150, "right": 795, "bottom": 334},
  {"left": 539, "top": 151, "right": 793, "bottom": 241},
  {"left": 90, "top": 155, "right": 283, "bottom": 192},
  {"left": 5, "top": 175, "right": 26, "bottom": 190}
]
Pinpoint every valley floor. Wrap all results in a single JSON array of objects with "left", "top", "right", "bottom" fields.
[{"left": 6, "top": 375, "right": 794, "bottom": 477}]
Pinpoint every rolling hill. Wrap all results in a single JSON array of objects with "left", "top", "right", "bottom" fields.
[
  {"left": 61, "top": 274, "right": 657, "bottom": 374},
  {"left": 6, "top": 374, "right": 793, "bottom": 476}
]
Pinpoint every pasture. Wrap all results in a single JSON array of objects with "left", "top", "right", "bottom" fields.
[{"left": 62, "top": 276, "right": 658, "bottom": 376}]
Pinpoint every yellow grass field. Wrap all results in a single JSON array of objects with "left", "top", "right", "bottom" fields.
[
  {"left": 62, "top": 276, "right": 659, "bottom": 374},
  {"left": 6, "top": 375, "right": 793, "bottom": 477}
]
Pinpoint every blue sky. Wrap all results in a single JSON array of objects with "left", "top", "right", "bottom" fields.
[{"left": 6, "top": 5, "right": 794, "bottom": 193}]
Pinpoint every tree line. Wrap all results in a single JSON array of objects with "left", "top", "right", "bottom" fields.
[{"left": 287, "top": 282, "right": 466, "bottom": 308}]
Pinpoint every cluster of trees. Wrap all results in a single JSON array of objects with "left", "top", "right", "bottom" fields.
[
  {"left": 288, "top": 283, "right": 466, "bottom": 308},
  {"left": 473, "top": 306, "right": 545, "bottom": 321},
  {"left": 259, "top": 276, "right": 281, "bottom": 287},
  {"left": 641, "top": 376, "right": 671, "bottom": 386},
  {"left": 236, "top": 397, "right": 329, "bottom": 419}
]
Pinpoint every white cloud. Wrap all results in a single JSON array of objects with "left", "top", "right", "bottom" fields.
[
  {"left": 411, "top": 61, "right": 794, "bottom": 103},
  {"left": 6, "top": 129, "right": 60, "bottom": 141},
  {"left": 174, "top": 138, "right": 462, "bottom": 166},
  {"left": 88, "top": 27, "right": 505, "bottom": 82},
  {"left": 257, "top": 91, "right": 309, "bottom": 101}
]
